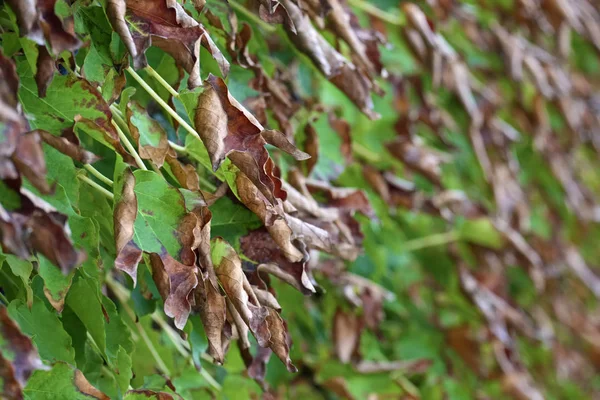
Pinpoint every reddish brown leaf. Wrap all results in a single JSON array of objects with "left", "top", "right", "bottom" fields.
[
  {"left": 11, "top": 130, "right": 51, "bottom": 194},
  {"left": 109, "top": 0, "right": 229, "bottom": 87},
  {"left": 150, "top": 252, "right": 198, "bottom": 330},
  {"left": 0, "top": 307, "right": 43, "bottom": 400},
  {"left": 38, "top": 129, "right": 100, "bottom": 164},
  {"left": 35, "top": 45, "right": 55, "bottom": 98},
  {"left": 195, "top": 75, "right": 308, "bottom": 204},
  {"left": 241, "top": 228, "right": 315, "bottom": 295},
  {"left": 265, "top": 308, "right": 297, "bottom": 373}
]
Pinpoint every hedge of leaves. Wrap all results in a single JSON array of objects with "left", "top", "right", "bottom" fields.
[{"left": 1, "top": 0, "right": 600, "bottom": 399}]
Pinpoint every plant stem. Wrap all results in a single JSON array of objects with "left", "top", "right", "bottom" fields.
[
  {"left": 83, "top": 164, "right": 113, "bottom": 187},
  {"left": 107, "top": 276, "right": 221, "bottom": 390},
  {"left": 347, "top": 0, "right": 404, "bottom": 25},
  {"left": 168, "top": 140, "right": 187, "bottom": 154},
  {"left": 145, "top": 66, "right": 179, "bottom": 98},
  {"left": 77, "top": 174, "right": 115, "bottom": 200},
  {"left": 105, "top": 275, "right": 171, "bottom": 376},
  {"left": 125, "top": 67, "right": 201, "bottom": 141},
  {"left": 401, "top": 231, "right": 460, "bottom": 252},
  {"left": 111, "top": 120, "right": 148, "bottom": 171},
  {"left": 229, "top": 0, "right": 276, "bottom": 33}
]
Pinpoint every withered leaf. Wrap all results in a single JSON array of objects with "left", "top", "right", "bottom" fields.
[
  {"left": 280, "top": 0, "right": 379, "bottom": 119},
  {"left": 212, "top": 238, "right": 270, "bottom": 347},
  {"left": 236, "top": 172, "right": 304, "bottom": 263},
  {"left": 264, "top": 308, "right": 297, "bottom": 373},
  {"left": 6, "top": 0, "right": 81, "bottom": 55},
  {"left": 0, "top": 307, "right": 43, "bottom": 399},
  {"left": 150, "top": 252, "right": 198, "bottom": 330},
  {"left": 195, "top": 75, "right": 308, "bottom": 204},
  {"left": 241, "top": 228, "right": 315, "bottom": 295},
  {"left": 194, "top": 272, "right": 226, "bottom": 364},
  {"left": 35, "top": 45, "right": 55, "bottom": 98},
  {"left": 333, "top": 308, "right": 362, "bottom": 364},
  {"left": 11, "top": 130, "right": 51, "bottom": 194},
  {"left": 114, "top": 169, "right": 143, "bottom": 284},
  {"left": 108, "top": 0, "right": 229, "bottom": 87},
  {"left": 38, "top": 129, "right": 100, "bottom": 165}
]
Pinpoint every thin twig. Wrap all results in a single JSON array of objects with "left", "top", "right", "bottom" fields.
[
  {"left": 83, "top": 164, "right": 113, "bottom": 187},
  {"left": 77, "top": 174, "right": 115, "bottom": 200},
  {"left": 111, "top": 120, "right": 148, "bottom": 170},
  {"left": 145, "top": 66, "right": 179, "bottom": 98}
]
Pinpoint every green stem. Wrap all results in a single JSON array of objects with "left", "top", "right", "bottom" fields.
[
  {"left": 145, "top": 66, "right": 179, "bottom": 98},
  {"left": 168, "top": 140, "right": 187, "bottom": 154},
  {"left": 401, "top": 231, "right": 460, "bottom": 252},
  {"left": 229, "top": 0, "right": 276, "bottom": 33},
  {"left": 0, "top": 291, "right": 8, "bottom": 305},
  {"left": 111, "top": 120, "right": 148, "bottom": 171},
  {"left": 83, "top": 164, "right": 113, "bottom": 187},
  {"left": 126, "top": 67, "right": 201, "bottom": 141},
  {"left": 77, "top": 174, "right": 115, "bottom": 200},
  {"left": 105, "top": 276, "right": 171, "bottom": 376},
  {"left": 347, "top": 0, "right": 404, "bottom": 25},
  {"left": 107, "top": 276, "right": 221, "bottom": 390}
]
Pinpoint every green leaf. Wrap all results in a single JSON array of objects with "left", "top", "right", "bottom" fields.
[
  {"left": 457, "top": 218, "right": 504, "bottom": 249},
  {"left": 17, "top": 62, "right": 112, "bottom": 135},
  {"left": 8, "top": 297, "right": 75, "bottom": 364},
  {"left": 37, "top": 255, "right": 75, "bottom": 311},
  {"left": 130, "top": 169, "right": 188, "bottom": 256},
  {"left": 3, "top": 254, "right": 33, "bottom": 307},
  {"left": 66, "top": 277, "right": 107, "bottom": 356},
  {"left": 23, "top": 362, "right": 105, "bottom": 400}
]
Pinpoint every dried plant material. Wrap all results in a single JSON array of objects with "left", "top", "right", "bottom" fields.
[
  {"left": 236, "top": 172, "right": 305, "bottom": 263},
  {"left": 114, "top": 169, "right": 143, "bottom": 284},
  {"left": 195, "top": 75, "right": 308, "bottom": 204},
  {"left": 241, "top": 228, "right": 315, "bottom": 294},
  {"left": 333, "top": 308, "right": 362, "bottom": 364},
  {"left": 212, "top": 238, "right": 270, "bottom": 347},
  {"left": 280, "top": 0, "right": 379, "bottom": 119},
  {"left": 38, "top": 129, "right": 100, "bottom": 164},
  {"left": 150, "top": 252, "right": 198, "bottom": 329},
  {"left": 264, "top": 308, "right": 297, "bottom": 372},
  {"left": 108, "top": 0, "right": 228, "bottom": 87}
]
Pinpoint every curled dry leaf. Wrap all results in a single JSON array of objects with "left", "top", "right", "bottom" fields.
[
  {"left": 212, "top": 238, "right": 270, "bottom": 347},
  {"left": 5, "top": 0, "right": 81, "bottom": 55},
  {"left": 0, "top": 307, "right": 44, "bottom": 400},
  {"left": 194, "top": 272, "right": 227, "bottom": 364},
  {"left": 108, "top": 0, "right": 229, "bottom": 87},
  {"left": 333, "top": 308, "right": 363, "bottom": 364},
  {"left": 11, "top": 130, "right": 51, "bottom": 194},
  {"left": 280, "top": 0, "right": 379, "bottom": 119},
  {"left": 0, "top": 189, "right": 84, "bottom": 274},
  {"left": 74, "top": 369, "right": 110, "bottom": 399},
  {"left": 265, "top": 308, "right": 297, "bottom": 372},
  {"left": 35, "top": 45, "right": 55, "bottom": 98},
  {"left": 37, "top": 129, "right": 100, "bottom": 164},
  {"left": 195, "top": 75, "right": 308, "bottom": 204},
  {"left": 241, "top": 228, "right": 315, "bottom": 295},
  {"left": 150, "top": 252, "right": 198, "bottom": 330},
  {"left": 236, "top": 172, "right": 305, "bottom": 263},
  {"left": 113, "top": 169, "right": 143, "bottom": 284}
]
